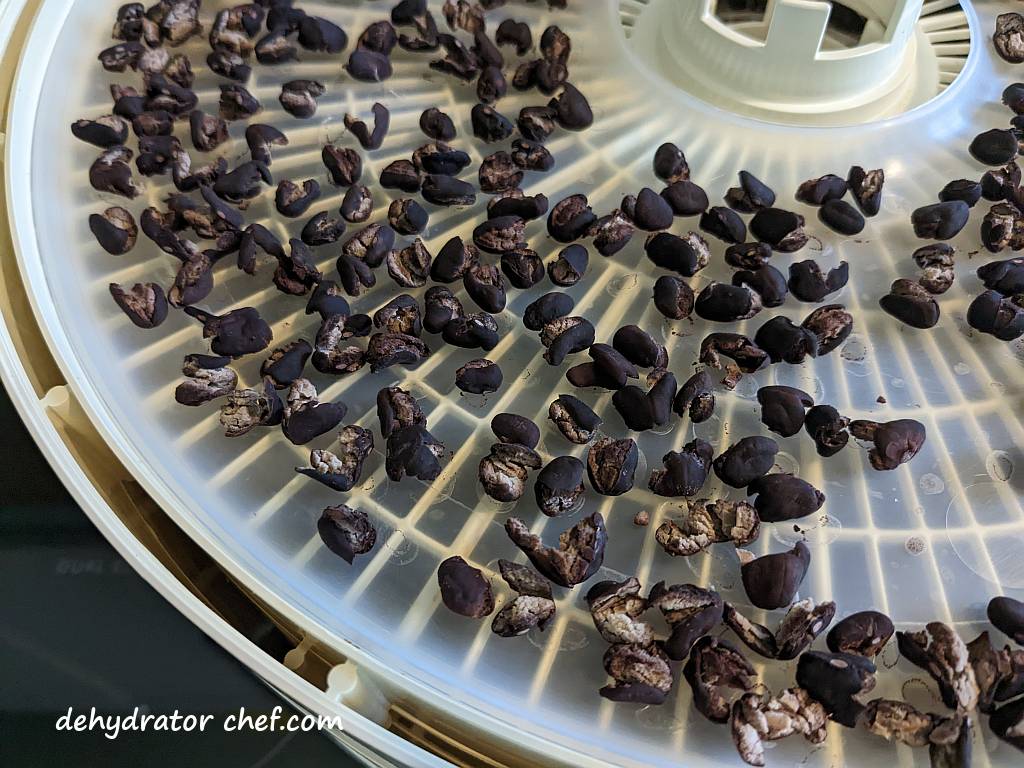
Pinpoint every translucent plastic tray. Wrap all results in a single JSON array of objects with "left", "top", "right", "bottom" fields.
[{"left": 7, "top": 0, "right": 1024, "bottom": 765}]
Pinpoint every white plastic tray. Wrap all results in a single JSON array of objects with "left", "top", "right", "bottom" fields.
[{"left": 6, "top": 1, "right": 1024, "bottom": 765}]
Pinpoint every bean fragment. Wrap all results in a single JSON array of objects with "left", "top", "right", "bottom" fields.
[
  {"left": 649, "top": 439, "right": 714, "bottom": 498},
  {"left": 827, "top": 610, "right": 895, "bottom": 658},
  {"left": 504, "top": 512, "right": 607, "bottom": 588}
]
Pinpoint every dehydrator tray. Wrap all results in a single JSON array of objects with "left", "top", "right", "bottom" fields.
[{"left": 6, "top": 0, "right": 1024, "bottom": 765}]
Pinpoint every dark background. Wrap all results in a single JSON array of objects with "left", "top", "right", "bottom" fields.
[{"left": 0, "top": 385, "right": 360, "bottom": 767}]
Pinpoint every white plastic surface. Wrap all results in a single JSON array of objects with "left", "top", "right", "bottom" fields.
[{"left": 6, "top": 1, "right": 1024, "bottom": 766}]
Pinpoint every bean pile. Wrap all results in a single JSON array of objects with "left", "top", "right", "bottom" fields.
[{"left": 77, "top": 2, "right": 1024, "bottom": 765}]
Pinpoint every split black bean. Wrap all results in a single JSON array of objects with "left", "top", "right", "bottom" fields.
[
  {"left": 754, "top": 316, "right": 819, "bottom": 364},
  {"left": 464, "top": 263, "right": 507, "bottom": 313},
  {"left": 796, "top": 175, "right": 848, "bottom": 206},
  {"left": 549, "top": 394, "right": 601, "bottom": 444},
  {"left": 90, "top": 207, "right": 137, "bottom": 255},
  {"left": 804, "top": 405, "right": 850, "bottom": 457},
  {"left": 789, "top": 260, "right": 849, "bottom": 302},
  {"left": 587, "top": 437, "right": 638, "bottom": 496},
  {"left": 674, "top": 370, "right": 715, "bottom": 422},
  {"left": 318, "top": 505, "right": 377, "bottom": 564},
  {"left": 501, "top": 248, "right": 545, "bottom": 289},
  {"left": 385, "top": 425, "right": 445, "bottom": 482},
  {"left": 967, "top": 290, "right": 1024, "bottom": 340},
  {"left": 423, "top": 286, "right": 463, "bottom": 335},
  {"left": 733, "top": 265, "right": 788, "bottom": 308},
  {"left": 388, "top": 240, "right": 432, "bottom": 288},
  {"left": 750, "top": 208, "right": 808, "bottom": 252},
  {"left": 911, "top": 201, "right": 970, "bottom": 240},
  {"left": 548, "top": 244, "right": 588, "bottom": 286},
  {"left": 344, "top": 103, "right": 389, "bottom": 150},
  {"left": 649, "top": 439, "right": 714, "bottom": 497},
  {"left": 431, "top": 236, "right": 479, "bottom": 283},
  {"left": 301, "top": 211, "right": 345, "bottom": 246},
  {"left": 826, "top": 610, "right": 895, "bottom": 657},
  {"left": 699, "top": 206, "right": 746, "bottom": 244},
  {"left": 725, "top": 171, "right": 775, "bottom": 213},
  {"left": 540, "top": 316, "right": 595, "bottom": 365},
  {"left": 848, "top": 418, "right": 926, "bottom": 471},
  {"left": 548, "top": 194, "right": 596, "bottom": 243},
  {"left": 442, "top": 312, "right": 500, "bottom": 351},
  {"left": 504, "top": 512, "right": 607, "bottom": 589},
  {"left": 260, "top": 340, "right": 313, "bottom": 389},
  {"left": 524, "top": 292, "right": 574, "bottom": 331},
  {"left": 279, "top": 80, "right": 324, "bottom": 119},
  {"left": 282, "top": 378, "right": 347, "bottom": 446},
  {"left": 366, "top": 332, "right": 431, "bottom": 372},
  {"left": 879, "top": 279, "right": 940, "bottom": 329},
  {"left": 847, "top": 166, "right": 884, "bottom": 216}
]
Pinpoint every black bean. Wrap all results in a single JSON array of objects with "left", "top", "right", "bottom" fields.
[
  {"left": 565, "top": 362, "right": 621, "bottom": 390},
  {"left": 588, "top": 211, "right": 634, "bottom": 256},
  {"left": 982, "top": 163, "right": 1021, "bottom": 201},
  {"left": 422, "top": 174, "right": 477, "bottom": 207},
  {"left": 464, "top": 263, "right": 507, "bottom": 313},
  {"left": 208, "top": 50, "right": 251, "bottom": 82},
  {"left": 245, "top": 124, "right": 287, "bottom": 167},
  {"left": 487, "top": 192, "right": 548, "bottom": 220},
  {"left": 754, "top": 316, "right": 818, "bottom": 364},
  {"left": 725, "top": 170, "right": 775, "bottom": 213},
  {"left": 438, "top": 556, "right": 494, "bottom": 618},
  {"left": 631, "top": 187, "right": 674, "bottom": 231},
  {"left": 373, "top": 294, "right": 423, "bottom": 337},
  {"left": 422, "top": 285, "right": 462, "bottom": 334},
  {"left": 72, "top": 115, "right": 129, "bottom": 148},
  {"left": 318, "top": 505, "right": 376, "bottom": 564},
  {"left": 750, "top": 208, "right": 808, "bottom": 251},
  {"left": 988, "top": 596, "right": 1024, "bottom": 645},
  {"left": 505, "top": 512, "right": 607, "bottom": 589},
  {"left": 419, "top": 107, "right": 456, "bottom": 143},
  {"left": 911, "top": 200, "right": 970, "bottom": 240},
  {"left": 477, "top": 65, "right": 507, "bottom": 103},
  {"left": 413, "top": 142, "right": 472, "bottom": 176},
  {"left": 109, "top": 282, "right": 167, "bottom": 328},
  {"left": 478, "top": 151, "right": 522, "bottom": 193},
  {"left": 344, "top": 102, "right": 389, "bottom": 150},
  {"left": 474, "top": 215, "right": 526, "bottom": 253},
  {"left": 733, "top": 265, "right": 788, "bottom": 308},
  {"left": 967, "top": 290, "right": 1024, "bottom": 340},
  {"left": 940, "top": 179, "right": 983, "bottom": 207},
  {"left": 387, "top": 198, "right": 427, "bottom": 236},
  {"left": 684, "top": 636, "right": 756, "bottom": 723},
  {"left": 541, "top": 316, "right": 595, "bottom": 365},
  {"left": 175, "top": 354, "right": 236, "bottom": 406},
  {"left": 725, "top": 242, "right": 772, "bottom": 270},
  {"left": 548, "top": 194, "right": 596, "bottom": 243},
  {"left": 379, "top": 160, "right": 421, "bottom": 193},
  {"left": 517, "top": 105, "right": 557, "bottom": 142},
  {"left": 748, "top": 474, "right": 824, "bottom": 522},
  {"left": 272, "top": 179, "right": 319, "bottom": 218},
  {"left": 261, "top": 340, "right": 313, "bottom": 388},
  {"left": 848, "top": 418, "right": 926, "bottom": 470},
  {"left": 471, "top": 103, "right": 514, "bottom": 142},
  {"left": 612, "top": 325, "right": 667, "bottom": 369},
  {"left": 654, "top": 142, "right": 689, "bottom": 183},
  {"left": 699, "top": 206, "right": 746, "bottom": 244},
  {"left": 805, "top": 405, "right": 849, "bottom": 457},
  {"left": 757, "top": 385, "right": 814, "bottom": 437},
  {"left": 134, "top": 109, "right": 175, "bottom": 139},
  {"left": 827, "top": 611, "right": 895, "bottom": 657},
  {"left": 524, "top": 292, "right": 574, "bottom": 331},
  {"left": 914, "top": 243, "right": 956, "bottom": 294},
  {"left": 90, "top": 207, "right": 138, "bottom": 255},
  {"left": 819, "top": 198, "right": 865, "bottom": 235},
  {"left": 219, "top": 377, "right": 283, "bottom": 436},
  {"left": 661, "top": 180, "right": 708, "bottom": 217},
  {"left": 970, "top": 128, "right": 1019, "bottom": 166},
  {"left": 322, "top": 145, "right": 362, "bottom": 187},
  {"left": 431, "top": 236, "right": 479, "bottom": 283},
  {"left": 377, "top": 386, "right": 425, "bottom": 439},
  {"left": 442, "top": 312, "right": 500, "bottom": 350},
  {"left": 547, "top": 244, "right": 588, "bottom": 286},
  {"left": 339, "top": 185, "right": 373, "bottom": 224},
  {"left": 311, "top": 316, "right": 366, "bottom": 375},
  {"left": 496, "top": 18, "right": 532, "bottom": 54},
  {"left": 298, "top": 210, "right": 342, "bottom": 246},
  {"left": 184, "top": 306, "right": 272, "bottom": 357},
  {"left": 501, "top": 248, "right": 545, "bottom": 289},
  {"left": 695, "top": 282, "right": 762, "bottom": 323},
  {"left": 740, "top": 542, "right": 810, "bottom": 610},
  {"left": 535, "top": 456, "right": 585, "bottom": 516},
  {"left": 847, "top": 166, "right": 884, "bottom": 216},
  {"left": 653, "top": 275, "right": 695, "bottom": 320},
  {"left": 796, "top": 651, "right": 876, "bottom": 727},
  {"left": 700, "top": 333, "right": 769, "bottom": 373},
  {"left": 491, "top": 413, "right": 541, "bottom": 449},
  {"left": 713, "top": 436, "right": 778, "bottom": 488},
  {"left": 549, "top": 83, "right": 592, "bottom": 131},
  {"left": 89, "top": 146, "right": 141, "bottom": 198},
  {"left": 456, "top": 358, "right": 503, "bottom": 394},
  {"left": 796, "top": 175, "right": 848, "bottom": 206},
  {"left": 789, "top": 260, "right": 848, "bottom": 303},
  {"left": 611, "top": 386, "right": 655, "bottom": 431},
  {"left": 279, "top": 79, "right": 324, "bottom": 119},
  {"left": 282, "top": 379, "right": 347, "bottom": 445},
  {"left": 879, "top": 278, "right": 940, "bottom": 329},
  {"left": 256, "top": 31, "right": 299, "bottom": 64},
  {"left": 305, "top": 282, "right": 350, "bottom": 319},
  {"left": 336, "top": 253, "right": 375, "bottom": 297},
  {"left": 549, "top": 394, "right": 601, "bottom": 444},
  {"left": 588, "top": 437, "right": 638, "bottom": 496},
  {"left": 978, "top": 257, "right": 1024, "bottom": 294},
  {"left": 480, "top": 442, "right": 542, "bottom": 502},
  {"left": 982, "top": 203, "right": 1023, "bottom": 253},
  {"left": 649, "top": 439, "right": 714, "bottom": 497},
  {"left": 645, "top": 231, "right": 710, "bottom": 276},
  {"left": 346, "top": 49, "right": 393, "bottom": 81},
  {"left": 510, "top": 139, "right": 554, "bottom": 172},
  {"left": 674, "top": 370, "right": 715, "bottom": 422},
  {"left": 218, "top": 83, "right": 260, "bottom": 121}
]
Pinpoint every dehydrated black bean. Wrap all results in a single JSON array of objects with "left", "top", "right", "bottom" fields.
[
  {"left": 479, "top": 442, "right": 542, "bottom": 501},
  {"left": 298, "top": 211, "right": 342, "bottom": 247},
  {"left": 99, "top": 41, "right": 145, "bottom": 72},
  {"left": 611, "top": 385, "right": 656, "bottom": 431},
  {"left": 612, "top": 325, "right": 667, "bottom": 369},
  {"left": 796, "top": 650, "right": 876, "bottom": 727},
  {"left": 789, "top": 260, "right": 849, "bottom": 303},
  {"left": 996, "top": 13, "right": 1024, "bottom": 63},
  {"left": 661, "top": 180, "right": 709, "bottom": 217},
  {"left": 174, "top": 354, "right": 236, "bottom": 406},
  {"left": 298, "top": 14, "right": 347, "bottom": 52},
  {"left": 982, "top": 162, "right": 1021, "bottom": 201},
  {"left": 373, "top": 294, "right": 422, "bottom": 338},
  {"left": 547, "top": 194, "right": 595, "bottom": 243},
  {"left": 914, "top": 243, "right": 956, "bottom": 295},
  {"left": 336, "top": 253, "right": 376, "bottom": 297},
  {"left": 443, "top": 312, "right": 500, "bottom": 350},
  {"left": 879, "top": 279, "right": 940, "bottom": 329},
  {"left": 656, "top": 499, "right": 760, "bottom": 557},
  {"left": 587, "top": 577, "right": 654, "bottom": 646},
  {"left": 340, "top": 103, "right": 389, "bottom": 152},
  {"left": 971, "top": 128, "right": 1019, "bottom": 166},
  {"left": 695, "top": 282, "right": 762, "bottom": 322},
  {"left": 725, "top": 171, "right": 775, "bottom": 213},
  {"left": 654, "top": 142, "right": 689, "bottom": 183},
  {"left": 804, "top": 405, "right": 849, "bottom": 457},
  {"left": 631, "top": 187, "right": 674, "bottom": 231},
  {"left": 184, "top": 306, "right": 271, "bottom": 357},
  {"left": 750, "top": 207, "right": 808, "bottom": 252},
  {"left": 726, "top": 600, "right": 835, "bottom": 661},
  {"left": 218, "top": 83, "right": 260, "bottom": 121},
  {"left": 700, "top": 333, "right": 768, "bottom": 373},
  {"left": 649, "top": 439, "right": 714, "bottom": 498},
  {"left": 90, "top": 207, "right": 138, "bottom": 255},
  {"left": 586, "top": 210, "right": 633, "bottom": 257},
  {"left": 423, "top": 285, "right": 463, "bottom": 335},
  {"left": 700, "top": 206, "right": 746, "bottom": 244},
  {"left": 477, "top": 65, "right": 508, "bottom": 103},
  {"left": 419, "top": 107, "right": 456, "bottom": 142},
  {"left": 388, "top": 198, "right": 428, "bottom": 236},
  {"left": 897, "top": 623, "right": 979, "bottom": 711},
  {"left": 757, "top": 385, "right": 814, "bottom": 437},
  {"left": 940, "top": 179, "right": 982, "bottom": 208},
  {"left": 967, "top": 290, "right": 1024, "bottom": 340},
  {"left": 464, "top": 263, "right": 507, "bottom": 313},
  {"left": 495, "top": 18, "right": 531, "bottom": 54},
  {"left": 282, "top": 378, "right": 347, "bottom": 446},
  {"left": 422, "top": 174, "right": 477, "bottom": 207},
  {"left": 428, "top": 236, "right": 477, "bottom": 283},
  {"left": 376, "top": 386, "right": 425, "bottom": 440},
  {"left": 386, "top": 424, "right": 444, "bottom": 482},
  {"left": 653, "top": 275, "right": 695, "bottom": 320},
  {"left": 754, "top": 316, "right": 819, "bottom": 364},
  {"left": 505, "top": 512, "right": 607, "bottom": 588},
  {"left": 90, "top": 146, "right": 141, "bottom": 198},
  {"left": 260, "top": 340, "right": 312, "bottom": 388},
  {"left": 208, "top": 50, "right": 251, "bottom": 82},
  {"left": 988, "top": 596, "right": 1024, "bottom": 645},
  {"left": 345, "top": 49, "right": 393, "bottom": 81},
  {"left": 713, "top": 436, "right": 778, "bottom": 488},
  {"left": 322, "top": 145, "right": 362, "bottom": 187},
  {"left": 524, "top": 292, "right": 574, "bottom": 330},
  {"left": 516, "top": 105, "right": 557, "bottom": 142},
  {"left": 471, "top": 103, "right": 514, "bottom": 142},
  {"left": 488, "top": 192, "right": 548, "bottom": 221},
  {"left": 415, "top": 143, "right": 471, "bottom": 178},
  {"left": 490, "top": 414, "right": 540, "bottom": 449},
  {"left": 312, "top": 317, "right": 365, "bottom": 374},
  {"left": 438, "top": 556, "right": 494, "bottom": 618},
  {"left": 272, "top": 239, "right": 321, "bottom": 296},
  {"left": 510, "top": 139, "right": 554, "bottom": 172},
  {"left": 911, "top": 201, "right": 970, "bottom": 240},
  {"left": 474, "top": 215, "right": 526, "bottom": 253},
  {"left": 245, "top": 124, "right": 287, "bottom": 167},
  {"left": 219, "top": 377, "right": 283, "bottom": 437},
  {"left": 749, "top": 473, "right": 824, "bottom": 523},
  {"left": 491, "top": 560, "right": 556, "bottom": 638},
  {"left": 72, "top": 115, "right": 129, "bottom": 148},
  {"left": 852, "top": 418, "right": 928, "bottom": 472},
  {"left": 379, "top": 160, "right": 421, "bottom": 194},
  {"left": 184, "top": 111, "right": 223, "bottom": 155},
  {"left": 978, "top": 258, "right": 1024, "bottom": 295},
  {"left": 274, "top": 179, "right": 320, "bottom": 218},
  {"left": 548, "top": 82, "right": 592, "bottom": 131},
  {"left": 819, "top": 198, "right": 865, "bottom": 236},
  {"left": 135, "top": 134, "right": 181, "bottom": 177},
  {"left": 684, "top": 636, "right": 756, "bottom": 723},
  {"left": 827, "top": 610, "right": 895, "bottom": 657},
  {"left": 587, "top": 437, "right": 638, "bottom": 496},
  {"left": 212, "top": 160, "right": 272, "bottom": 203},
  {"left": 279, "top": 80, "right": 324, "bottom": 119},
  {"left": 535, "top": 456, "right": 585, "bottom": 516},
  {"left": 725, "top": 242, "right": 772, "bottom": 270},
  {"left": 982, "top": 203, "right": 1024, "bottom": 253},
  {"left": 254, "top": 30, "right": 298, "bottom": 64},
  {"left": 366, "top": 332, "right": 430, "bottom": 372},
  {"left": 540, "top": 316, "right": 595, "bottom": 365},
  {"left": 740, "top": 541, "right": 810, "bottom": 610},
  {"left": 647, "top": 583, "right": 722, "bottom": 661},
  {"left": 318, "top": 505, "right": 376, "bottom": 564},
  {"left": 991, "top": 698, "right": 1024, "bottom": 751},
  {"left": 456, "top": 358, "right": 503, "bottom": 394},
  {"left": 796, "top": 175, "right": 848, "bottom": 206},
  {"left": 847, "top": 166, "right": 884, "bottom": 216},
  {"left": 733, "top": 265, "right": 788, "bottom": 308},
  {"left": 646, "top": 231, "right": 710, "bottom": 276},
  {"left": 333, "top": 187, "right": 371, "bottom": 225},
  {"left": 501, "top": 248, "right": 544, "bottom": 289},
  {"left": 674, "top": 370, "right": 715, "bottom": 422},
  {"left": 478, "top": 151, "right": 522, "bottom": 194},
  {"left": 546, "top": 244, "right": 587, "bottom": 286},
  {"left": 549, "top": 394, "right": 601, "bottom": 444}
]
